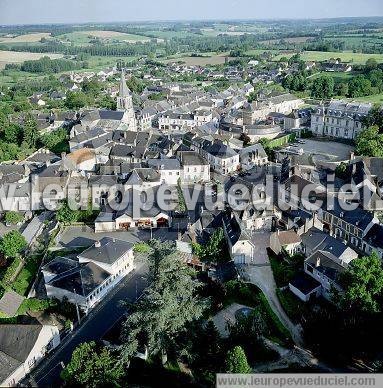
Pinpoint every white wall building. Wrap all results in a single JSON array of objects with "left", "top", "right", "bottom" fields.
[{"left": 311, "top": 100, "right": 372, "bottom": 140}]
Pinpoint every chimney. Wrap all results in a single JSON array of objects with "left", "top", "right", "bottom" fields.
[
  {"left": 316, "top": 256, "right": 321, "bottom": 267},
  {"left": 95, "top": 241, "right": 101, "bottom": 248},
  {"left": 350, "top": 151, "right": 355, "bottom": 161}
]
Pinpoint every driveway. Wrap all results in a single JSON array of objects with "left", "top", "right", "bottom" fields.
[{"left": 238, "top": 231, "right": 304, "bottom": 347}]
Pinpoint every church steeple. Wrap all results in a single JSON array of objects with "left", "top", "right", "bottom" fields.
[
  {"left": 119, "top": 70, "right": 131, "bottom": 98},
  {"left": 116, "top": 69, "right": 137, "bottom": 131},
  {"left": 117, "top": 70, "right": 133, "bottom": 112}
]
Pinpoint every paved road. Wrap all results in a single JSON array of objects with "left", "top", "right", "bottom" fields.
[{"left": 26, "top": 264, "right": 148, "bottom": 387}]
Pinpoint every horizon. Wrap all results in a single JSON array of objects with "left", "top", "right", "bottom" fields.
[
  {"left": 2, "top": 15, "right": 383, "bottom": 28},
  {"left": 1, "top": 0, "right": 382, "bottom": 26}
]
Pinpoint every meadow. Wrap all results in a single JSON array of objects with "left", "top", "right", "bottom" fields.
[{"left": 0, "top": 50, "right": 63, "bottom": 69}]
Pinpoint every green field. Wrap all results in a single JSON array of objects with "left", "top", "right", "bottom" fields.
[
  {"left": 56, "top": 30, "right": 152, "bottom": 46},
  {"left": 273, "top": 50, "right": 383, "bottom": 64},
  {"left": 352, "top": 93, "right": 383, "bottom": 104},
  {"left": 309, "top": 71, "right": 354, "bottom": 83}
]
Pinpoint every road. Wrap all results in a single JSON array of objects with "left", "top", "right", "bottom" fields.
[{"left": 26, "top": 263, "right": 148, "bottom": 387}]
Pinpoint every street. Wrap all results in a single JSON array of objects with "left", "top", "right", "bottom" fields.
[{"left": 26, "top": 263, "right": 148, "bottom": 387}]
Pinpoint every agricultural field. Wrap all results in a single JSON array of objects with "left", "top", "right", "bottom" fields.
[
  {"left": 260, "top": 36, "right": 314, "bottom": 44},
  {"left": 273, "top": 50, "right": 383, "bottom": 64},
  {"left": 57, "top": 30, "right": 153, "bottom": 45},
  {"left": 0, "top": 32, "right": 51, "bottom": 43},
  {"left": 0, "top": 50, "right": 63, "bottom": 69},
  {"left": 163, "top": 53, "right": 233, "bottom": 66}
]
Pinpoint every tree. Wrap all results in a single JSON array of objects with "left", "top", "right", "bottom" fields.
[
  {"left": 225, "top": 346, "right": 251, "bottom": 373},
  {"left": 23, "top": 112, "right": 38, "bottom": 148},
  {"left": 311, "top": 75, "right": 334, "bottom": 99},
  {"left": 362, "top": 105, "right": 383, "bottom": 130},
  {"left": 365, "top": 58, "right": 378, "bottom": 72},
  {"left": 0, "top": 230, "right": 27, "bottom": 258},
  {"left": 3, "top": 123, "right": 23, "bottom": 145},
  {"left": 192, "top": 228, "right": 227, "bottom": 264},
  {"left": 65, "top": 91, "right": 88, "bottom": 109},
  {"left": 348, "top": 75, "right": 372, "bottom": 98},
  {"left": 56, "top": 201, "right": 79, "bottom": 224},
  {"left": 40, "top": 128, "right": 68, "bottom": 154},
  {"left": 355, "top": 126, "right": 383, "bottom": 157},
  {"left": 4, "top": 211, "right": 24, "bottom": 225},
  {"left": 120, "top": 240, "right": 208, "bottom": 363},
  {"left": 339, "top": 252, "right": 383, "bottom": 313},
  {"left": 61, "top": 342, "right": 124, "bottom": 387}
]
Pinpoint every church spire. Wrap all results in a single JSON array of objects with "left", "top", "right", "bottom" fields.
[{"left": 119, "top": 70, "right": 131, "bottom": 98}]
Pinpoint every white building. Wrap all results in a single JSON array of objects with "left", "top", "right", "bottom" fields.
[
  {"left": 43, "top": 238, "right": 135, "bottom": 311},
  {"left": 0, "top": 324, "right": 60, "bottom": 387},
  {"left": 311, "top": 100, "right": 372, "bottom": 140},
  {"left": 180, "top": 152, "right": 210, "bottom": 183},
  {"left": 147, "top": 159, "right": 182, "bottom": 185},
  {"left": 204, "top": 142, "right": 239, "bottom": 175},
  {"left": 223, "top": 213, "right": 255, "bottom": 265},
  {"left": 239, "top": 144, "right": 268, "bottom": 170}
]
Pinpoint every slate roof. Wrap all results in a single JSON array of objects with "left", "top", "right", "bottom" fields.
[
  {"left": 306, "top": 250, "right": 346, "bottom": 282},
  {"left": 290, "top": 273, "right": 321, "bottom": 295},
  {"left": 364, "top": 223, "right": 383, "bottom": 250},
  {"left": 0, "top": 291, "right": 24, "bottom": 317},
  {"left": 99, "top": 110, "right": 125, "bottom": 121},
  {"left": 79, "top": 237, "right": 134, "bottom": 265},
  {"left": 0, "top": 324, "right": 43, "bottom": 383},
  {"left": 204, "top": 142, "right": 237, "bottom": 158},
  {"left": 110, "top": 144, "right": 135, "bottom": 158},
  {"left": 323, "top": 196, "right": 375, "bottom": 231},
  {"left": 48, "top": 261, "right": 110, "bottom": 296},
  {"left": 147, "top": 158, "right": 181, "bottom": 170},
  {"left": 180, "top": 151, "right": 208, "bottom": 166}
]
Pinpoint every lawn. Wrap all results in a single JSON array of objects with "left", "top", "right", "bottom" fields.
[
  {"left": 352, "top": 93, "right": 383, "bottom": 104},
  {"left": 11, "top": 255, "right": 42, "bottom": 296}
]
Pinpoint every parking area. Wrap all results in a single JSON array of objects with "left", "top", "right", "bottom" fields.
[{"left": 281, "top": 139, "right": 354, "bottom": 163}]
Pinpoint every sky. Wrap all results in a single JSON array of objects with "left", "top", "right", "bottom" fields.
[{"left": 0, "top": 0, "right": 382, "bottom": 25}]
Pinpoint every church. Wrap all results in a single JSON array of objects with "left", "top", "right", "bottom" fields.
[{"left": 75, "top": 70, "right": 138, "bottom": 133}]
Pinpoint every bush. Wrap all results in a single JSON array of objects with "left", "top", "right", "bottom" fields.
[
  {"left": 17, "top": 298, "right": 52, "bottom": 315},
  {"left": 4, "top": 211, "right": 24, "bottom": 225}
]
